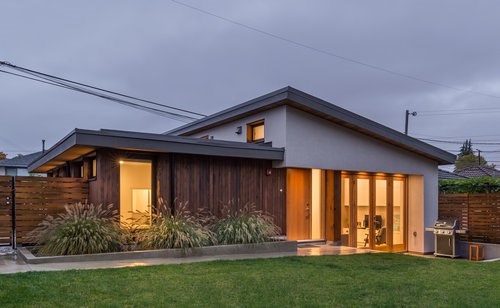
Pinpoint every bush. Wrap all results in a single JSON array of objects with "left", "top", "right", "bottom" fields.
[
  {"left": 31, "top": 202, "right": 123, "bottom": 256},
  {"left": 212, "top": 203, "right": 280, "bottom": 245},
  {"left": 440, "top": 177, "right": 500, "bottom": 194},
  {"left": 138, "top": 203, "right": 215, "bottom": 249}
]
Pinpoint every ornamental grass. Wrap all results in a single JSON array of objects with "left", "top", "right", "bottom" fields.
[
  {"left": 30, "top": 202, "right": 122, "bottom": 256},
  {"left": 137, "top": 203, "right": 215, "bottom": 249},
  {"left": 212, "top": 203, "right": 280, "bottom": 245}
]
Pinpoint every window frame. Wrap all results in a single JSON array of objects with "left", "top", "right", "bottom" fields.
[{"left": 246, "top": 119, "right": 265, "bottom": 143}]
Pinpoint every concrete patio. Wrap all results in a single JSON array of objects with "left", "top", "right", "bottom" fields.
[{"left": 0, "top": 245, "right": 378, "bottom": 274}]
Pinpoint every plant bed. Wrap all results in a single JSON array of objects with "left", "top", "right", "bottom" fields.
[{"left": 18, "top": 240, "right": 297, "bottom": 264}]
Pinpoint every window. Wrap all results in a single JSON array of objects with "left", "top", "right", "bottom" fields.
[
  {"left": 5, "top": 168, "right": 18, "bottom": 176},
  {"left": 88, "top": 158, "right": 97, "bottom": 178},
  {"left": 247, "top": 120, "right": 265, "bottom": 143}
]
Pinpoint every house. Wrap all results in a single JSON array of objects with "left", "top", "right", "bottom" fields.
[
  {"left": 455, "top": 166, "right": 500, "bottom": 178},
  {"left": 438, "top": 169, "right": 468, "bottom": 180},
  {"left": 0, "top": 152, "right": 43, "bottom": 176},
  {"left": 28, "top": 87, "right": 455, "bottom": 254}
]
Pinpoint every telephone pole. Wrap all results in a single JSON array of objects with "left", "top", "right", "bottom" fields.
[{"left": 404, "top": 110, "right": 417, "bottom": 135}]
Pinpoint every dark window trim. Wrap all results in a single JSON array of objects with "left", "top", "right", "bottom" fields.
[{"left": 247, "top": 119, "right": 265, "bottom": 143}]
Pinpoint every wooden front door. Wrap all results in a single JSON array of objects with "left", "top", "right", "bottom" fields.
[{"left": 286, "top": 168, "right": 312, "bottom": 240}]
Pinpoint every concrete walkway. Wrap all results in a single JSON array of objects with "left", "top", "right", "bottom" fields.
[{"left": 0, "top": 245, "right": 377, "bottom": 275}]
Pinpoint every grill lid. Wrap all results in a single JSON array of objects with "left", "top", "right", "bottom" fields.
[{"left": 434, "top": 219, "right": 458, "bottom": 229}]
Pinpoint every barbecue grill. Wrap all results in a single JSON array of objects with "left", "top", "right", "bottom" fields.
[{"left": 433, "top": 219, "right": 460, "bottom": 258}]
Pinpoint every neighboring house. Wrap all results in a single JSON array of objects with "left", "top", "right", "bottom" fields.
[
  {"left": 28, "top": 87, "right": 455, "bottom": 254},
  {"left": 0, "top": 152, "right": 43, "bottom": 176},
  {"left": 455, "top": 166, "right": 500, "bottom": 178},
  {"left": 438, "top": 169, "right": 468, "bottom": 180}
]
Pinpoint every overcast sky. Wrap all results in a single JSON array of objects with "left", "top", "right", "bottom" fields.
[{"left": 2, "top": 1, "right": 500, "bottom": 168}]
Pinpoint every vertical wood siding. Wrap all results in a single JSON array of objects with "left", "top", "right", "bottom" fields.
[{"left": 157, "top": 154, "right": 286, "bottom": 232}]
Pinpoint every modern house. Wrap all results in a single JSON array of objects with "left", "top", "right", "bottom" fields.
[
  {"left": 0, "top": 152, "right": 43, "bottom": 176},
  {"left": 28, "top": 87, "right": 455, "bottom": 254}
]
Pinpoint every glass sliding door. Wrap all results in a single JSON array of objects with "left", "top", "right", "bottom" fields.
[
  {"left": 341, "top": 173, "right": 407, "bottom": 251},
  {"left": 374, "top": 179, "right": 388, "bottom": 251},
  {"left": 356, "top": 177, "right": 370, "bottom": 248},
  {"left": 341, "top": 176, "right": 351, "bottom": 246},
  {"left": 392, "top": 178, "right": 406, "bottom": 251}
]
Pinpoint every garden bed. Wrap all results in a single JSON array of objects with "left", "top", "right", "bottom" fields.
[{"left": 18, "top": 240, "right": 297, "bottom": 264}]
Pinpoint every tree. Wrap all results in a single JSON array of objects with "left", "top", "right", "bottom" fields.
[
  {"left": 458, "top": 139, "right": 473, "bottom": 157},
  {"left": 455, "top": 153, "right": 488, "bottom": 171},
  {"left": 0, "top": 152, "right": 6, "bottom": 160}
]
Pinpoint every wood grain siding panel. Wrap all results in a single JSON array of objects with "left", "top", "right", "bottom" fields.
[
  {"left": 155, "top": 155, "right": 170, "bottom": 213},
  {"left": 164, "top": 154, "right": 286, "bottom": 232}
]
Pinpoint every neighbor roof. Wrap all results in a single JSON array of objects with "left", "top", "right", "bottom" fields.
[
  {"left": 28, "top": 129, "right": 284, "bottom": 173},
  {"left": 455, "top": 166, "right": 500, "bottom": 178},
  {"left": 167, "top": 86, "right": 455, "bottom": 165},
  {"left": 438, "top": 169, "right": 469, "bottom": 180},
  {"left": 0, "top": 151, "right": 42, "bottom": 168}
]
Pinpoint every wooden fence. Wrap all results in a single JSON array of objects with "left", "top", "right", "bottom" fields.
[
  {"left": 0, "top": 176, "right": 13, "bottom": 245},
  {"left": 439, "top": 194, "right": 500, "bottom": 244},
  {"left": 0, "top": 176, "right": 88, "bottom": 245}
]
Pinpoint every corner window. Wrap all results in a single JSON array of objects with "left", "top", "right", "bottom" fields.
[{"left": 247, "top": 120, "right": 265, "bottom": 143}]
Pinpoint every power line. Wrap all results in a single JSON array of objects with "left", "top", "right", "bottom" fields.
[
  {"left": 0, "top": 61, "right": 205, "bottom": 122},
  {"left": 418, "top": 138, "right": 500, "bottom": 145},
  {"left": 171, "top": 0, "right": 500, "bottom": 101},
  {"left": 417, "top": 107, "right": 500, "bottom": 113},
  {"left": 413, "top": 133, "right": 500, "bottom": 139},
  {"left": 4, "top": 62, "right": 206, "bottom": 117}
]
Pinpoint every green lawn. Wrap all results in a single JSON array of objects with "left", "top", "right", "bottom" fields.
[{"left": 0, "top": 254, "right": 498, "bottom": 307}]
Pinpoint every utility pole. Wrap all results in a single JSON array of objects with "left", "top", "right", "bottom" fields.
[
  {"left": 404, "top": 110, "right": 417, "bottom": 135},
  {"left": 476, "top": 149, "right": 481, "bottom": 166}
]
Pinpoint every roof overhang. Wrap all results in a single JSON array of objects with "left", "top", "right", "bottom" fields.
[
  {"left": 28, "top": 129, "right": 284, "bottom": 173},
  {"left": 167, "top": 86, "right": 456, "bottom": 165}
]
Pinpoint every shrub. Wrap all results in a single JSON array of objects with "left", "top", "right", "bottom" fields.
[
  {"left": 212, "top": 203, "right": 280, "bottom": 245},
  {"left": 439, "top": 177, "right": 500, "bottom": 194},
  {"left": 138, "top": 203, "right": 215, "bottom": 249},
  {"left": 31, "top": 202, "right": 123, "bottom": 256}
]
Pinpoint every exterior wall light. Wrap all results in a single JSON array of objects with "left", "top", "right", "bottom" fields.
[{"left": 235, "top": 126, "right": 242, "bottom": 135}]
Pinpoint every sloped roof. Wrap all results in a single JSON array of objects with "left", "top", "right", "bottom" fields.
[
  {"left": 455, "top": 166, "right": 500, "bottom": 178},
  {"left": 438, "top": 169, "right": 469, "bottom": 180},
  {"left": 28, "top": 129, "right": 284, "bottom": 173},
  {"left": 167, "top": 86, "right": 455, "bottom": 165},
  {"left": 0, "top": 151, "right": 42, "bottom": 168}
]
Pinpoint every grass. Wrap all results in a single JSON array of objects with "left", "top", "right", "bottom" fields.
[{"left": 0, "top": 254, "right": 499, "bottom": 307}]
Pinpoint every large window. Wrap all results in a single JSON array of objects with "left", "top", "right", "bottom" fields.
[
  {"left": 247, "top": 120, "right": 264, "bottom": 143},
  {"left": 119, "top": 160, "right": 152, "bottom": 226}
]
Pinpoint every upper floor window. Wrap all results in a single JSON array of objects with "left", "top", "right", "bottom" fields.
[{"left": 247, "top": 120, "right": 265, "bottom": 143}]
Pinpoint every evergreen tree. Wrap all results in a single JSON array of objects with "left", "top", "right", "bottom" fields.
[{"left": 458, "top": 139, "right": 473, "bottom": 157}]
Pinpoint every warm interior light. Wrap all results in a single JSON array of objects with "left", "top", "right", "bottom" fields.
[
  {"left": 311, "top": 169, "right": 322, "bottom": 239},
  {"left": 119, "top": 160, "right": 124, "bottom": 164}
]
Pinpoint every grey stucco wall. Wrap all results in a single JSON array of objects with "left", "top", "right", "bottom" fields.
[{"left": 189, "top": 106, "right": 287, "bottom": 148}]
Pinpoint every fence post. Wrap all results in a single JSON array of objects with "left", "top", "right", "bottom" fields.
[{"left": 11, "top": 176, "right": 16, "bottom": 249}]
